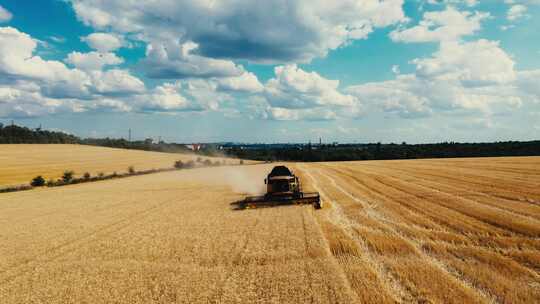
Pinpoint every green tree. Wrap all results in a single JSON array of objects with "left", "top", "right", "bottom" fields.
[
  {"left": 62, "top": 171, "right": 74, "bottom": 183},
  {"left": 174, "top": 160, "right": 184, "bottom": 169},
  {"left": 30, "top": 175, "right": 46, "bottom": 187}
]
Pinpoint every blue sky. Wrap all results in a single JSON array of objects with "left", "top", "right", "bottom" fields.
[{"left": 0, "top": 0, "right": 538, "bottom": 143}]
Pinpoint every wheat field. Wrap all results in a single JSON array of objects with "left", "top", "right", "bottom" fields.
[
  {"left": 0, "top": 144, "right": 240, "bottom": 187},
  {"left": 0, "top": 155, "right": 539, "bottom": 303}
]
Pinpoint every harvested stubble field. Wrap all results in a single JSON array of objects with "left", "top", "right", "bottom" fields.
[
  {"left": 0, "top": 144, "right": 239, "bottom": 187},
  {"left": 1, "top": 155, "right": 539, "bottom": 303}
]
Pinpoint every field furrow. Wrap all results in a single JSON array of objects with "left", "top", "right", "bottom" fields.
[
  {"left": 303, "top": 165, "right": 492, "bottom": 304},
  {"left": 301, "top": 159, "right": 540, "bottom": 303}
]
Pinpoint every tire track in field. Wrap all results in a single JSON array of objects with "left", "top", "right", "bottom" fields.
[
  {"left": 323, "top": 165, "right": 458, "bottom": 233},
  {"left": 301, "top": 205, "right": 365, "bottom": 303},
  {"left": 294, "top": 164, "right": 364, "bottom": 303},
  {"left": 332, "top": 164, "right": 536, "bottom": 237},
  {"left": 300, "top": 211, "right": 316, "bottom": 304},
  {"left": 399, "top": 171, "right": 540, "bottom": 221},
  {"left": 362, "top": 165, "right": 540, "bottom": 221},
  {"left": 360, "top": 163, "right": 540, "bottom": 211},
  {"left": 306, "top": 165, "right": 497, "bottom": 304},
  {"left": 295, "top": 165, "right": 364, "bottom": 303},
  {"left": 315, "top": 167, "right": 498, "bottom": 304},
  {"left": 325, "top": 165, "right": 501, "bottom": 237},
  {"left": 367, "top": 173, "right": 533, "bottom": 237},
  {"left": 0, "top": 193, "right": 188, "bottom": 287},
  {"left": 298, "top": 206, "right": 364, "bottom": 304},
  {"left": 395, "top": 162, "right": 540, "bottom": 183},
  {"left": 365, "top": 171, "right": 540, "bottom": 238},
  {"left": 321, "top": 165, "right": 484, "bottom": 241},
  {"left": 365, "top": 163, "right": 540, "bottom": 200},
  {"left": 299, "top": 165, "right": 409, "bottom": 303},
  {"left": 438, "top": 164, "right": 540, "bottom": 177},
  {"left": 327, "top": 164, "right": 540, "bottom": 302}
]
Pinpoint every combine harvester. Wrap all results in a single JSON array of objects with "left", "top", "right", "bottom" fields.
[{"left": 240, "top": 165, "right": 321, "bottom": 209}]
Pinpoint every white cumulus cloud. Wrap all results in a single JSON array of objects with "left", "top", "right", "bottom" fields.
[
  {"left": 142, "top": 41, "right": 244, "bottom": 79},
  {"left": 65, "top": 51, "right": 123, "bottom": 70},
  {"left": 370, "top": 6, "right": 527, "bottom": 119},
  {"left": 266, "top": 107, "right": 338, "bottom": 121},
  {"left": 390, "top": 7, "right": 488, "bottom": 43},
  {"left": 414, "top": 39, "right": 516, "bottom": 86},
  {"left": 426, "top": 0, "right": 478, "bottom": 7},
  {"left": 82, "top": 32, "right": 124, "bottom": 52},
  {"left": 215, "top": 72, "right": 263, "bottom": 93},
  {"left": 89, "top": 69, "right": 145, "bottom": 96},
  {"left": 136, "top": 80, "right": 232, "bottom": 113},
  {"left": 516, "top": 70, "right": 540, "bottom": 102},
  {"left": 346, "top": 39, "right": 527, "bottom": 118},
  {"left": 248, "top": 64, "right": 363, "bottom": 120},
  {"left": 507, "top": 4, "right": 528, "bottom": 21},
  {"left": 0, "top": 26, "right": 147, "bottom": 117},
  {"left": 0, "top": 5, "right": 12, "bottom": 23},
  {"left": 68, "top": 0, "right": 406, "bottom": 63},
  {"left": 138, "top": 83, "right": 194, "bottom": 112},
  {"left": 265, "top": 65, "right": 357, "bottom": 109},
  {"left": 0, "top": 85, "right": 86, "bottom": 118}
]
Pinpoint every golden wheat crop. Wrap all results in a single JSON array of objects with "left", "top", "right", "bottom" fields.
[
  {"left": 297, "top": 157, "right": 540, "bottom": 303},
  {"left": 0, "top": 144, "right": 243, "bottom": 187},
  {"left": 0, "top": 155, "right": 539, "bottom": 303}
]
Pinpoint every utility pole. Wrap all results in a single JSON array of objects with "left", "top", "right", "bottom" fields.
[{"left": 128, "top": 128, "right": 131, "bottom": 142}]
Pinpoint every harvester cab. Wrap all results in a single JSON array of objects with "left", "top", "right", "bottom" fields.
[
  {"left": 241, "top": 165, "right": 321, "bottom": 209},
  {"left": 264, "top": 166, "right": 299, "bottom": 198}
]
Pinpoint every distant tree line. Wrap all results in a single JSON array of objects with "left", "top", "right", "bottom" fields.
[
  {"left": 1, "top": 123, "right": 539, "bottom": 162},
  {"left": 224, "top": 141, "right": 540, "bottom": 162},
  {"left": 0, "top": 124, "right": 78, "bottom": 144},
  {"left": 80, "top": 137, "right": 192, "bottom": 154},
  {"left": 0, "top": 124, "right": 191, "bottom": 153}
]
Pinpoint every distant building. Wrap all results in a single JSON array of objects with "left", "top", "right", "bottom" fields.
[{"left": 186, "top": 143, "right": 203, "bottom": 151}]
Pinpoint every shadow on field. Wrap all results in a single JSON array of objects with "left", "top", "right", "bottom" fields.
[
  {"left": 230, "top": 200, "right": 250, "bottom": 211},
  {"left": 229, "top": 199, "right": 301, "bottom": 211}
]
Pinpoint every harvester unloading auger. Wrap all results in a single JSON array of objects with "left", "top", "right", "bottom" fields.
[{"left": 240, "top": 166, "right": 321, "bottom": 209}]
